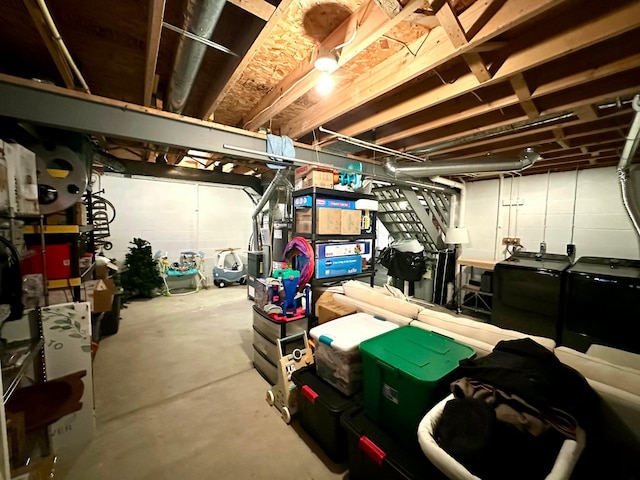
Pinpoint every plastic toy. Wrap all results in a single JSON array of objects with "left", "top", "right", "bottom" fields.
[
  {"left": 213, "top": 247, "right": 246, "bottom": 288},
  {"left": 273, "top": 268, "right": 300, "bottom": 316},
  {"left": 266, "top": 331, "right": 314, "bottom": 423}
]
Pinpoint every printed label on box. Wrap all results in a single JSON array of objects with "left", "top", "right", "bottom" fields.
[
  {"left": 294, "top": 196, "right": 355, "bottom": 209},
  {"left": 383, "top": 384, "right": 399, "bottom": 404},
  {"left": 315, "top": 255, "right": 362, "bottom": 279},
  {"left": 316, "top": 241, "right": 371, "bottom": 258}
]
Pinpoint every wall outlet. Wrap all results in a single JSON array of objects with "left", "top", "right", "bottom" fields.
[{"left": 502, "top": 237, "right": 521, "bottom": 246}]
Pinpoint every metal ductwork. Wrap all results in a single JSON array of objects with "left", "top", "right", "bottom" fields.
[
  {"left": 617, "top": 94, "right": 640, "bottom": 239},
  {"left": 166, "top": 0, "right": 226, "bottom": 114},
  {"left": 384, "top": 147, "right": 540, "bottom": 178}
]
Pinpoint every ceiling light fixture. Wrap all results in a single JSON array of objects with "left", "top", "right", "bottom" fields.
[
  {"left": 316, "top": 71, "right": 335, "bottom": 95},
  {"left": 314, "top": 50, "right": 339, "bottom": 74}
]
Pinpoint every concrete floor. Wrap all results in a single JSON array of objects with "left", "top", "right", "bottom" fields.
[{"left": 65, "top": 287, "right": 347, "bottom": 480}]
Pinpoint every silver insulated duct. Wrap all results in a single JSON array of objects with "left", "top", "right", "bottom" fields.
[
  {"left": 166, "top": 0, "right": 226, "bottom": 114},
  {"left": 617, "top": 94, "right": 640, "bottom": 238},
  {"left": 384, "top": 147, "right": 540, "bottom": 177}
]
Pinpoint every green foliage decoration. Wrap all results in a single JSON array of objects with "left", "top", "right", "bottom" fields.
[{"left": 119, "top": 238, "right": 163, "bottom": 300}]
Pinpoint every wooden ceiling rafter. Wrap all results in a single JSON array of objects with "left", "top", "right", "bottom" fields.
[
  {"left": 309, "top": 0, "right": 640, "bottom": 148},
  {"left": 201, "top": 0, "right": 297, "bottom": 119},
  {"left": 227, "top": 0, "right": 276, "bottom": 22},
  {"left": 375, "top": 51, "right": 640, "bottom": 146},
  {"left": 283, "top": 0, "right": 563, "bottom": 140},
  {"left": 143, "top": 0, "right": 166, "bottom": 107},
  {"left": 22, "top": 0, "right": 75, "bottom": 89},
  {"left": 509, "top": 73, "right": 539, "bottom": 119},
  {"left": 401, "top": 83, "right": 640, "bottom": 156},
  {"left": 242, "top": 0, "right": 426, "bottom": 131},
  {"left": 435, "top": 0, "right": 491, "bottom": 82}
]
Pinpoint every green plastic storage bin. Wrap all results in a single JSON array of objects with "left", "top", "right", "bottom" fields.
[{"left": 360, "top": 325, "right": 475, "bottom": 444}]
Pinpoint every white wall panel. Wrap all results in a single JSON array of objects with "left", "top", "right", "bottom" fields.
[
  {"left": 97, "top": 175, "right": 254, "bottom": 270},
  {"left": 462, "top": 167, "right": 639, "bottom": 261}
]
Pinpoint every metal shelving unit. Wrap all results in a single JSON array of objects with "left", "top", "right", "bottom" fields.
[
  {"left": 1, "top": 338, "right": 44, "bottom": 405},
  {"left": 293, "top": 187, "right": 377, "bottom": 323}
]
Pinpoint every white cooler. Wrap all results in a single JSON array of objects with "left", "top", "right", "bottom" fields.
[{"left": 309, "top": 312, "right": 398, "bottom": 395}]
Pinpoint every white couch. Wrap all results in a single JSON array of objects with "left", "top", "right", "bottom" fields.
[{"left": 332, "top": 280, "right": 640, "bottom": 478}]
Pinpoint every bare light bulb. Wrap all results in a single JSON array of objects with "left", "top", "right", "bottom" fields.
[{"left": 317, "top": 71, "right": 334, "bottom": 95}]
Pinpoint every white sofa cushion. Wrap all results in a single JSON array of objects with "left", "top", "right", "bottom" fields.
[
  {"left": 331, "top": 293, "right": 413, "bottom": 326},
  {"left": 417, "top": 394, "right": 586, "bottom": 480},
  {"left": 417, "top": 308, "right": 556, "bottom": 351},
  {"left": 554, "top": 346, "right": 640, "bottom": 397},
  {"left": 342, "top": 280, "right": 422, "bottom": 319}
]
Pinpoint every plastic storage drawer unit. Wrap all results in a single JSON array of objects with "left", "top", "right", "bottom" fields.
[
  {"left": 291, "top": 367, "right": 355, "bottom": 462},
  {"left": 253, "top": 347, "right": 278, "bottom": 385},
  {"left": 310, "top": 313, "right": 398, "bottom": 396},
  {"left": 340, "top": 405, "right": 445, "bottom": 480},
  {"left": 252, "top": 305, "right": 308, "bottom": 343},
  {"left": 252, "top": 327, "right": 279, "bottom": 366},
  {"left": 360, "top": 326, "right": 475, "bottom": 444}
]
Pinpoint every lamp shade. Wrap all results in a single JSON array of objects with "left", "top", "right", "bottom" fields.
[{"left": 446, "top": 227, "right": 469, "bottom": 245}]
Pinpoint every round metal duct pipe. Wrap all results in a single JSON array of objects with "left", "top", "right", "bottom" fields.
[
  {"left": 166, "top": 0, "right": 226, "bottom": 114},
  {"left": 384, "top": 147, "right": 540, "bottom": 177}
]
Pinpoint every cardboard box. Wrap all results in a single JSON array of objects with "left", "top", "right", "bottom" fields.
[
  {"left": 341, "top": 209, "right": 362, "bottom": 235},
  {"left": 295, "top": 207, "right": 341, "bottom": 235},
  {"left": 315, "top": 291, "right": 357, "bottom": 324},
  {"left": 295, "top": 170, "right": 334, "bottom": 190},
  {"left": 83, "top": 279, "right": 115, "bottom": 313},
  {"left": 11, "top": 454, "right": 55, "bottom": 480},
  {"left": 315, "top": 255, "right": 362, "bottom": 279},
  {"left": 294, "top": 165, "right": 334, "bottom": 190}
]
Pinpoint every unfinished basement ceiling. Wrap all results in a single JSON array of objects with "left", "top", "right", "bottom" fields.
[{"left": 0, "top": 0, "right": 639, "bottom": 179}]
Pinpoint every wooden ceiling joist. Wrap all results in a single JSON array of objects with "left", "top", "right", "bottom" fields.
[
  {"left": 552, "top": 128, "right": 570, "bottom": 149},
  {"left": 435, "top": 0, "right": 491, "bottom": 82},
  {"left": 509, "top": 73, "right": 539, "bottom": 119},
  {"left": 376, "top": 51, "right": 640, "bottom": 146},
  {"left": 143, "top": 0, "right": 166, "bottom": 107},
  {"left": 243, "top": 0, "right": 425, "bottom": 131},
  {"left": 22, "top": 0, "right": 75, "bottom": 89},
  {"left": 407, "top": 90, "right": 636, "bottom": 159},
  {"left": 227, "top": 0, "right": 276, "bottom": 22},
  {"left": 306, "top": 0, "right": 640, "bottom": 146},
  {"left": 283, "top": 0, "right": 564, "bottom": 139},
  {"left": 201, "top": 0, "right": 297, "bottom": 119}
]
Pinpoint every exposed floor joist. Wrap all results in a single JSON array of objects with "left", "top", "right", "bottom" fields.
[
  {"left": 284, "top": 0, "right": 563, "bottom": 139},
  {"left": 243, "top": 0, "right": 425, "bottom": 131},
  {"left": 227, "top": 0, "right": 276, "bottom": 21},
  {"left": 143, "top": 0, "right": 166, "bottom": 107}
]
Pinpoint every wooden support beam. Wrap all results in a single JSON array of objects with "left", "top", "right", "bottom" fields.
[
  {"left": 23, "top": 0, "right": 75, "bottom": 89},
  {"left": 291, "top": 0, "right": 640, "bottom": 144},
  {"left": 552, "top": 128, "right": 570, "bottom": 149},
  {"left": 435, "top": 1, "right": 491, "bottom": 82},
  {"left": 374, "top": 52, "right": 640, "bottom": 146},
  {"left": 144, "top": 0, "right": 166, "bottom": 107},
  {"left": 201, "top": 0, "right": 296, "bottom": 119},
  {"left": 227, "top": 0, "right": 276, "bottom": 21},
  {"left": 284, "top": 0, "right": 564, "bottom": 139},
  {"left": 509, "top": 73, "right": 539, "bottom": 118},
  {"left": 574, "top": 104, "right": 599, "bottom": 121},
  {"left": 407, "top": 87, "right": 638, "bottom": 157},
  {"left": 243, "top": 0, "right": 425, "bottom": 131}
]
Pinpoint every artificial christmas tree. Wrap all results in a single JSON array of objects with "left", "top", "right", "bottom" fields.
[{"left": 119, "top": 238, "right": 163, "bottom": 300}]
